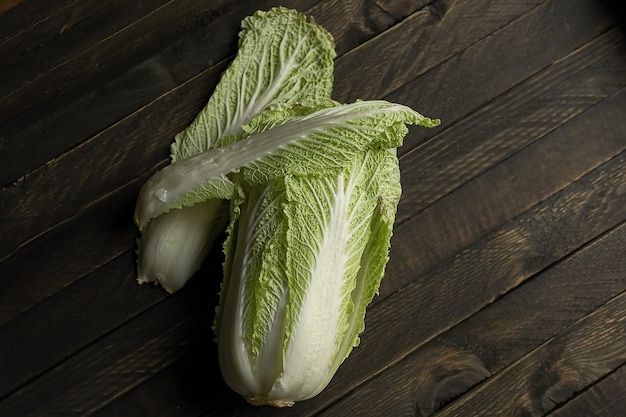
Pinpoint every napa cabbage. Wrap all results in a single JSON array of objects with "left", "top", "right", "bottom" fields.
[
  {"left": 133, "top": 6, "right": 439, "bottom": 406},
  {"left": 215, "top": 149, "right": 404, "bottom": 406}
]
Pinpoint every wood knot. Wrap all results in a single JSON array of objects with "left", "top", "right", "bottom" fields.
[{"left": 412, "top": 344, "right": 491, "bottom": 416}]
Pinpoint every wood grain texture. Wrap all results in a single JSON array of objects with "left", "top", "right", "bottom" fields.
[
  {"left": 436, "top": 292, "right": 626, "bottom": 417},
  {"left": 312, "top": 220, "right": 626, "bottom": 416},
  {"left": 0, "top": 0, "right": 75, "bottom": 37},
  {"left": 0, "top": 0, "right": 205, "bottom": 120},
  {"left": 90, "top": 343, "right": 230, "bottom": 417},
  {"left": 0, "top": 255, "right": 223, "bottom": 416},
  {"left": 0, "top": 176, "right": 141, "bottom": 326},
  {"left": 0, "top": 0, "right": 172, "bottom": 74},
  {"left": 307, "top": 0, "right": 396, "bottom": 54},
  {"left": 0, "top": 62, "right": 224, "bottom": 261},
  {"left": 333, "top": 0, "right": 554, "bottom": 102},
  {"left": 395, "top": 27, "right": 626, "bottom": 223},
  {"left": 374, "top": 0, "right": 434, "bottom": 20},
  {"left": 385, "top": 88, "right": 626, "bottom": 303},
  {"left": 0, "top": 251, "right": 161, "bottom": 397},
  {"left": 0, "top": 1, "right": 624, "bottom": 416},
  {"left": 547, "top": 364, "right": 626, "bottom": 417},
  {"left": 385, "top": 0, "right": 618, "bottom": 157}
]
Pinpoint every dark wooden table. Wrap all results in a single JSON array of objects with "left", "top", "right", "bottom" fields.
[{"left": 1, "top": 1, "right": 625, "bottom": 416}]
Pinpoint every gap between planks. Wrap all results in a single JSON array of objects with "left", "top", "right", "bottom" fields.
[{"left": 545, "top": 364, "right": 626, "bottom": 417}]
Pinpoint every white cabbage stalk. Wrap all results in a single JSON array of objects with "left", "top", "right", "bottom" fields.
[
  {"left": 215, "top": 150, "right": 401, "bottom": 406},
  {"left": 136, "top": 200, "right": 224, "bottom": 293},
  {"left": 135, "top": 7, "right": 335, "bottom": 292}
]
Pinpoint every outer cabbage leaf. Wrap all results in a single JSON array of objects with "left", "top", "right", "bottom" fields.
[
  {"left": 134, "top": 100, "right": 439, "bottom": 229},
  {"left": 136, "top": 199, "right": 226, "bottom": 293},
  {"left": 217, "top": 178, "right": 290, "bottom": 399},
  {"left": 170, "top": 6, "right": 335, "bottom": 160}
]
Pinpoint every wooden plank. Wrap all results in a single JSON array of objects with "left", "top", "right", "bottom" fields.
[
  {"left": 0, "top": 0, "right": 77, "bottom": 40},
  {"left": 0, "top": 62, "right": 224, "bottom": 261},
  {"left": 306, "top": 0, "right": 417, "bottom": 55},
  {"left": 374, "top": 0, "right": 434, "bottom": 20},
  {"left": 385, "top": 87, "right": 626, "bottom": 298},
  {"left": 547, "top": 365, "right": 626, "bottom": 417},
  {"left": 0, "top": 0, "right": 242, "bottom": 187},
  {"left": 396, "top": 27, "right": 626, "bottom": 223},
  {"left": 333, "top": 0, "right": 615, "bottom": 104},
  {"left": 0, "top": 55, "right": 186, "bottom": 188},
  {"left": 311, "top": 220, "right": 626, "bottom": 417},
  {"left": 0, "top": 251, "right": 164, "bottom": 398},
  {"left": 0, "top": 171, "right": 148, "bottom": 326},
  {"left": 385, "top": 0, "right": 619, "bottom": 157},
  {"left": 0, "top": 0, "right": 234, "bottom": 121},
  {"left": 0, "top": 256, "right": 223, "bottom": 417},
  {"left": 0, "top": 15, "right": 223, "bottom": 187},
  {"left": 90, "top": 344, "right": 231, "bottom": 417},
  {"left": 0, "top": 0, "right": 615, "bottom": 260},
  {"left": 356, "top": 155, "right": 625, "bottom": 412},
  {"left": 0, "top": 0, "right": 172, "bottom": 72},
  {"left": 334, "top": 0, "right": 545, "bottom": 102},
  {"left": 434, "top": 292, "right": 626, "bottom": 417}
]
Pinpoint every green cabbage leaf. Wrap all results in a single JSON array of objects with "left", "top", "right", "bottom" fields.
[
  {"left": 136, "top": 7, "right": 335, "bottom": 292},
  {"left": 171, "top": 6, "right": 336, "bottom": 160}
]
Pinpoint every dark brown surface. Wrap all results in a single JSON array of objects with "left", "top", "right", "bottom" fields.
[{"left": 1, "top": 0, "right": 624, "bottom": 416}]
